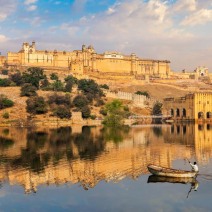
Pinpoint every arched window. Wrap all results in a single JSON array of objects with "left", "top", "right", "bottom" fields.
[
  {"left": 206, "top": 112, "right": 212, "bottom": 119},
  {"left": 182, "top": 108, "right": 186, "bottom": 117},
  {"left": 176, "top": 108, "right": 180, "bottom": 117},
  {"left": 198, "top": 112, "right": 204, "bottom": 119}
]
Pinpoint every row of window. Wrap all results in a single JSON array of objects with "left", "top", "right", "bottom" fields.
[{"left": 170, "top": 109, "right": 212, "bottom": 119}]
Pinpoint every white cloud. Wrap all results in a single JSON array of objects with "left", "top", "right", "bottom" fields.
[
  {"left": 58, "top": 0, "right": 211, "bottom": 71},
  {"left": 174, "top": 0, "right": 197, "bottom": 12},
  {"left": 0, "top": 34, "right": 8, "bottom": 42},
  {"left": 147, "top": 0, "right": 168, "bottom": 23},
  {"left": 0, "top": 0, "right": 212, "bottom": 71},
  {"left": 0, "top": 0, "right": 17, "bottom": 21},
  {"left": 24, "top": 0, "right": 37, "bottom": 5},
  {"left": 181, "top": 9, "right": 212, "bottom": 26},
  {"left": 27, "top": 5, "right": 37, "bottom": 11}
]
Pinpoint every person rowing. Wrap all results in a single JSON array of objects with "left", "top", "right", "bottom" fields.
[{"left": 187, "top": 159, "right": 199, "bottom": 172}]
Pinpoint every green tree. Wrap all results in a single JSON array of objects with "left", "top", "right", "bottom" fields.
[
  {"left": 64, "top": 75, "right": 78, "bottom": 84},
  {"left": 78, "top": 79, "right": 103, "bottom": 102},
  {"left": 9, "top": 72, "right": 23, "bottom": 86},
  {"left": 21, "top": 83, "right": 37, "bottom": 97},
  {"left": 81, "top": 105, "right": 91, "bottom": 118},
  {"left": 103, "top": 99, "right": 126, "bottom": 127},
  {"left": 22, "top": 67, "right": 46, "bottom": 89},
  {"left": 40, "top": 78, "right": 50, "bottom": 90},
  {"left": 26, "top": 96, "right": 48, "bottom": 114},
  {"left": 100, "top": 84, "right": 109, "bottom": 90},
  {"left": 51, "top": 80, "right": 64, "bottom": 91},
  {"left": 50, "top": 73, "right": 59, "bottom": 81},
  {"left": 0, "top": 95, "right": 14, "bottom": 109},
  {"left": 48, "top": 93, "right": 71, "bottom": 107},
  {"left": 0, "top": 79, "right": 12, "bottom": 87},
  {"left": 152, "top": 101, "right": 163, "bottom": 115},
  {"left": 135, "top": 91, "right": 150, "bottom": 98},
  {"left": 73, "top": 95, "right": 88, "bottom": 109},
  {"left": 64, "top": 80, "right": 73, "bottom": 92},
  {"left": 53, "top": 105, "right": 71, "bottom": 119}
]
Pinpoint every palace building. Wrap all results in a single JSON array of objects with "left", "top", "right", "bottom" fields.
[
  {"left": 163, "top": 93, "right": 212, "bottom": 122},
  {"left": 6, "top": 41, "right": 171, "bottom": 78}
]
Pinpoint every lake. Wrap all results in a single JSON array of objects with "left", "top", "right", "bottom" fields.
[{"left": 0, "top": 124, "right": 212, "bottom": 212}]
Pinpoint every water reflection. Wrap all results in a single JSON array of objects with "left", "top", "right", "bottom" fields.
[
  {"left": 0, "top": 124, "right": 211, "bottom": 193},
  {"left": 147, "top": 175, "right": 199, "bottom": 199},
  {"left": 147, "top": 175, "right": 197, "bottom": 185}
]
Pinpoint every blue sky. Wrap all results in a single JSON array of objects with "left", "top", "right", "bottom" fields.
[{"left": 0, "top": 0, "right": 212, "bottom": 71}]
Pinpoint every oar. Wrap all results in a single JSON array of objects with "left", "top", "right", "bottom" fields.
[{"left": 185, "top": 158, "right": 190, "bottom": 163}]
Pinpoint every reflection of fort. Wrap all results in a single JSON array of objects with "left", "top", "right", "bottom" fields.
[
  {"left": 164, "top": 124, "right": 212, "bottom": 164},
  {"left": 0, "top": 125, "right": 211, "bottom": 193}
]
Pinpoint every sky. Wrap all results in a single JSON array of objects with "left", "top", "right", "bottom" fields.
[{"left": 0, "top": 0, "right": 212, "bottom": 72}]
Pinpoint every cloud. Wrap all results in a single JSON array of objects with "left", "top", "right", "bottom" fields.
[
  {"left": 0, "top": 0, "right": 17, "bottom": 21},
  {"left": 26, "top": 5, "right": 37, "bottom": 11},
  {"left": 24, "top": 0, "right": 38, "bottom": 11},
  {"left": 174, "top": 0, "right": 197, "bottom": 12},
  {"left": 24, "top": 0, "right": 37, "bottom": 5},
  {"left": 181, "top": 9, "right": 212, "bottom": 26},
  {"left": 0, "top": 0, "right": 212, "bottom": 71},
  {"left": 58, "top": 0, "right": 211, "bottom": 71},
  {"left": 0, "top": 34, "right": 8, "bottom": 42}
]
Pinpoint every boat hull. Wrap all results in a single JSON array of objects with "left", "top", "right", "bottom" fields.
[{"left": 147, "top": 164, "right": 197, "bottom": 178}]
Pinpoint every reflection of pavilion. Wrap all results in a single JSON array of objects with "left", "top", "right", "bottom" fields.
[
  {"left": 0, "top": 125, "right": 211, "bottom": 193},
  {"left": 164, "top": 124, "right": 212, "bottom": 164}
]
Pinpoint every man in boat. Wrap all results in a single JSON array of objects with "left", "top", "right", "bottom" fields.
[{"left": 189, "top": 161, "right": 199, "bottom": 172}]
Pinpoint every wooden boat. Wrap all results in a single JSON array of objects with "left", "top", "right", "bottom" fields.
[
  {"left": 147, "top": 164, "right": 197, "bottom": 178},
  {"left": 147, "top": 175, "right": 197, "bottom": 184}
]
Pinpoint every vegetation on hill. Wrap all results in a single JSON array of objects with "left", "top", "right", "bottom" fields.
[
  {"left": 0, "top": 67, "right": 143, "bottom": 122},
  {"left": 103, "top": 99, "right": 130, "bottom": 127},
  {"left": 0, "top": 95, "right": 14, "bottom": 109},
  {"left": 135, "top": 91, "right": 150, "bottom": 98},
  {"left": 26, "top": 96, "right": 48, "bottom": 114},
  {"left": 48, "top": 93, "right": 71, "bottom": 119}
]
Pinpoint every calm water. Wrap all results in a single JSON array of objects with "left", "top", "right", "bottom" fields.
[{"left": 0, "top": 124, "right": 212, "bottom": 212}]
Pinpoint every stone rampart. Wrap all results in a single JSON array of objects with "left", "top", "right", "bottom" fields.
[{"left": 105, "top": 90, "right": 147, "bottom": 107}]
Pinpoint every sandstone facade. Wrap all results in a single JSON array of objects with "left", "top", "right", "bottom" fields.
[
  {"left": 7, "top": 42, "right": 171, "bottom": 78},
  {"left": 163, "top": 92, "right": 212, "bottom": 121}
]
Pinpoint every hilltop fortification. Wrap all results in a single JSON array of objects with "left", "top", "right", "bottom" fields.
[{"left": 4, "top": 41, "right": 170, "bottom": 78}]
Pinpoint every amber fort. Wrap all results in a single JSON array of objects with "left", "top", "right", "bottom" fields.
[
  {"left": 0, "top": 41, "right": 212, "bottom": 123},
  {"left": 0, "top": 41, "right": 171, "bottom": 78}
]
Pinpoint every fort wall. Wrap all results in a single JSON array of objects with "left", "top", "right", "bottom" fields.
[
  {"left": 105, "top": 90, "right": 147, "bottom": 107},
  {"left": 5, "top": 42, "right": 171, "bottom": 78},
  {"left": 0, "top": 56, "right": 6, "bottom": 67}
]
